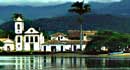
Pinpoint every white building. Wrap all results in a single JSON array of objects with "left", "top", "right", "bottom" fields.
[
  {"left": 14, "top": 15, "right": 44, "bottom": 51},
  {"left": 42, "top": 32, "right": 88, "bottom": 52},
  {"left": 50, "top": 32, "right": 69, "bottom": 41},
  {"left": 3, "top": 38, "right": 15, "bottom": 51},
  {"left": 0, "top": 38, "right": 15, "bottom": 51}
]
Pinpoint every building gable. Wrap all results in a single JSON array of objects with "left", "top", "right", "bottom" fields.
[{"left": 24, "top": 27, "right": 39, "bottom": 34}]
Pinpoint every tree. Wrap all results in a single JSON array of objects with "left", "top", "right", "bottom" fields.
[
  {"left": 13, "top": 13, "right": 23, "bottom": 20},
  {"left": 85, "top": 30, "right": 130, "bottom": 53},
  {"left": 0, "top": 41, "right": 4, "bottom": 47},
  {"left": 68, "top": 0, "right": 91, "bottom": 51}
]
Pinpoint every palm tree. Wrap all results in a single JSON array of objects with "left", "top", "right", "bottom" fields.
[
  {"left": 13, "top": 13, "right": 23, "bottom": 20},
  {"left": 68, "top": 0, "right": 91, "bottom": 51}
]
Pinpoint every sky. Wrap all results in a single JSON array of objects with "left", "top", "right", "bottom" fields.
[{"left": 0, "top": 0, "right": 122, "bottom": 6}]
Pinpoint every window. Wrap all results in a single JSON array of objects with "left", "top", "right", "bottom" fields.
[
  {"left": 17, "top": 37, "right": 20, "bottom": 43},
  {"left": 61, "top": 37, "right": 63, "bottom": 39},
  {"left": 30, "top": 36, "right": 33, "bottom": 42},
  {"left": 26, "top": 36, "right": 29, "bottom": 42},
  {"left": 17, "top": 24, "right": 20, "bottom": 29},
  {"left": 35, "top": 36, "right": 38, "bottom": 42},
  {"left": 58, "top": 37, "right": 60, "bottom": 41},
  {"left": 18, "top": 45, "right": 20, "bottom": 47},
  {"left": 30, "top": 30, "right": 33, "bottom": 32}
]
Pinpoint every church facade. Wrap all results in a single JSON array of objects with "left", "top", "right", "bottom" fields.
[{"left": 14, "top": 16, "right": 44, "bottom": 51}]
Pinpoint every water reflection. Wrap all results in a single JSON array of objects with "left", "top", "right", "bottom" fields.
[{"left": 0, "top": 56, "right": 130, "bottom": 70}]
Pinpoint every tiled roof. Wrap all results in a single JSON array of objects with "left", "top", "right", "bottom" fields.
[
  {"left": 43, "top": 40, "right": 89, "bottom": 45},
  {"left": 3, "top": 39, "right": 14, "bottom": 44},
  {"left": 68, "top": 30, "right": 97, "bottom": 39},
  {"left": 0, "top": 38, "right": 14, "bottom": 43},
  {"left": 50, "top": 32, "right": 67, "bottom": 37},
  {"left": 68, "top": 30, "right": 80, "bottom": 39},
  {"left": 0, "top": 38, "right": 8, "bottom": 42}
]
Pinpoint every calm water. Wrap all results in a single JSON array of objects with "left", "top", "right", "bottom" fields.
[{"left": 0, "top": 55, "right": 130, "bottom": 70}]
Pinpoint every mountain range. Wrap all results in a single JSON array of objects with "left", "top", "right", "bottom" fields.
[
  {"left": 0, "top": 0, "right": 130, "bottom": 22},
  {"left": 0, "top": 14, "right": 130, "bottom": 33},
  {"left": 0, "top": 0, "right": 130, "bottom": 33}
]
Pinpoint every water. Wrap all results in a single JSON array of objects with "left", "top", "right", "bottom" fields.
[{"left": 0, "top": 55, "right": 130, "bottom": 70}]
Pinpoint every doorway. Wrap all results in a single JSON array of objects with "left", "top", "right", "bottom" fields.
[
  {"left": 30, "top": 43, "right": 34, "bottom": 51},
  {"left": 51, "top": 46, "right": 56, "bottom": 53},
  {"left": 61, "top": 46, "right": 63, "bottom": 52},
  {"left": 73, "top": 45, "right": 77, "bottom": 52},
  {"left": 7, "top": 46, "right": 10, "bottom": 51}
]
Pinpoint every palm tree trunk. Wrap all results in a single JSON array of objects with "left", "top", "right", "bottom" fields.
[{"left": 79, "top": 16, "right": 83, "bottom": 51}]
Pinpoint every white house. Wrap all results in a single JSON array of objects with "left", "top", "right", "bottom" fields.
[
  {"left": 50, "top": 32, "right": 69, "bottom": 41},
  {"left": 14, "top": 15, "right": 44, "bottom": 51},
  {"left": 42, "top": 40, "right": 88, "bottom": 52},
  {"left": 41, "top": 32, "right": 88, "bottom": 52},
  {"left": 3, "top": 38, "right": 15, "bottom": 51}
]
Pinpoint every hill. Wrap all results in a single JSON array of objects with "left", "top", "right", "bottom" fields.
[
  {"left": 0, "top": 0, "right": 130, "bottom": 21},
  {"left": 0, "top": 14, "right": 130, "bottom": 33}
]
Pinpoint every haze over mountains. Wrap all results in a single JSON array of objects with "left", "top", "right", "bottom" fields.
[
  {"left": 0, "top": 0, "right": 130, "bottom": 33},
  {"left": 0, "top": 0, "right": 130, "bottom": 21}
]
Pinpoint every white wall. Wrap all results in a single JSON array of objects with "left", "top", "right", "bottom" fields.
[
  {"left": 40, "top": 33, "right": 44, "bottom": 44},
  {"left": 41, "top": 44, "right": 86, "bottom": 52},
  {"left": 24, "top": 35, "right": 40, "bottom": 51},
  {"left": 3, "top": 43, "right": 15, "bottom": 51},
  {"left": 15, "top": 22, "right": 24, "bottom": 34},
  {"left": 51, "top": 35, "right": 68, "bottom": 41},
  {"left": 15, "top": 35, "right": 23, "bottom": 51}
]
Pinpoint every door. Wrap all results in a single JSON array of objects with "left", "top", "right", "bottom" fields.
[
  {"left": 30, "top": 43, "right": 34, "bottom": 51},
  {"left": 61, "top": 46, "right": 63, "bottom": 52},
  {"left": 7, "top": 46, "right": 10, "bottom": 51},
  {"left": 73, "top": 45, "right": 77, "bottom": 52},
  {"left": 44, "top": 46, "right": 46, "bottom": 52},
  {"left": 51, "top": 46, "right": 56, "bottom": 53}
]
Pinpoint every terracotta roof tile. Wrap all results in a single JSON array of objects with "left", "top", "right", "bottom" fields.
[
  {"left": 43, "top": 40, "right": 89, "bottom": 45},
  {"left": 50, "top": 32, "right": 67, "bottom": 37}
]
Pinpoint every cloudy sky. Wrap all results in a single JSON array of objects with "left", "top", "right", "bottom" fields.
[{"left": 0, "top": 0, "right": 122, "bottom": 6}]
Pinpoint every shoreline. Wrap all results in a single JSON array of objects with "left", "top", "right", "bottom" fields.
[{"left": 0, "top": 51, "right": 130, "bottom": 57}]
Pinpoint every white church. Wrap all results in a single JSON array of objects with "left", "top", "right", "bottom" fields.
[{"left": 14, "top": 16, "right": 44, "bottom": 51}]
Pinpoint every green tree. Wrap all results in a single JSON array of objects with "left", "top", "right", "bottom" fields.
[
  {"left": 0, "top": 41, "right": 4, "bottom": 47},
  {"left": 85, "top": 31, "right": 130, "bottom": 53},
  {"left": 13, "top": 13, "right": 23, "bottom": 20},
  {"left": 68, "top": 0, "right": 91, "bottom": 51}
]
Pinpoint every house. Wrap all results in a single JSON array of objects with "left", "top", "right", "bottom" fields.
[
  {"left": 42, "top": 40, "right": 88, "bottom": 52},
  {"left": 50, "top": 32, "right": 69, "bottom": 41},
  {"left": 41, "top": 32, "right": 89, "bottom": 52},
  {"left": 0, "top": 38, "right": 14, "bottom": 51},
  {"left": 3, "top": 38, "right": 15, "bottom": 51},
  {"left": 68, "top": 30, "right": 96, "bottom": 41},
  {"left": 14, "top": 15, "right": 44, "bottom": 51}
]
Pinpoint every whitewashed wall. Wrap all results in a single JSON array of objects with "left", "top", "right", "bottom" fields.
[
  {"left": 51, "top": 35, "right": 68, "bottom": 41},
  {"left": 3, "top": 43, "right": 15, "bottom": 51},
  {"left": 15, "top": 35, "right": 23, "bottom": 51},
  {"left": 41, "top": 44, "right": 86, "bottom": 52},
  {"left": 24, "top": 35, "right": 40, "bottom": 51}
]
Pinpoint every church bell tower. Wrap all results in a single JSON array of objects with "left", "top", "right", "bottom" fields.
[{"left": 14, "top": 14, "right": 24, "bottom": 51}]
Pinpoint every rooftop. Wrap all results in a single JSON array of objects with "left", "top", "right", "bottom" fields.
[
  {"left": 50, "top": 32, "right": 67, "bottom": 37},
  {"left": 43, "top": 40, "right": 89, "bottom": 45}
]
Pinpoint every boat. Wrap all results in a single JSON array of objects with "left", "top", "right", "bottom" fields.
[{"left": 109, "top": 51, "right": 124, "bottom": 55}]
